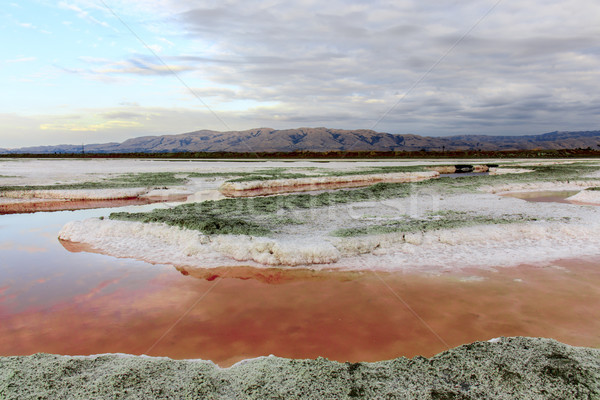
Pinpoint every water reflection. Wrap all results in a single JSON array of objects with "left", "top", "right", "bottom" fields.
[{"left": 173, "top": 265, "right": 366, "bottom": 284}]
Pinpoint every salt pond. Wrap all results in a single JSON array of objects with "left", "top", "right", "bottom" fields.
[{"left": 1, "top": 207, "right": 600, "bottom": 366}]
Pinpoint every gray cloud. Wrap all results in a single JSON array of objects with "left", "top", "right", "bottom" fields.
[
  {"left": 157, "top": 0, "right": 600, "bottom": 135},
  {"left": 45, "top": 0, "right": 600, "bottom": 138},
  {"left": 99, "top": 111, "right": 146, "bottom": 120}
]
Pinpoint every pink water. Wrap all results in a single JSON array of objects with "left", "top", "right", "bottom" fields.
[{"left": 1, "top": 207, "right": 599, "bottom": 366}]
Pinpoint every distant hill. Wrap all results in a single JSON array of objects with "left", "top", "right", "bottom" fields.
[{"left": 2, "top": 128, "right": 600, "bottom": 154}]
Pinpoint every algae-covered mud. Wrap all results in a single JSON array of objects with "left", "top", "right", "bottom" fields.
[{"left": 1, "top": 337, "right": 599, "bottom": 399}]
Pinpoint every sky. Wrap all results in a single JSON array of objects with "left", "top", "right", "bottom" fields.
[{"left": 1, "top": 0, "right": 600, "bottom": 148}]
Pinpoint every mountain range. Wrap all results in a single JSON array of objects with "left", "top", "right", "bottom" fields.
[{"left": 2, "top": 127, "right": 600, "bottom": 154}]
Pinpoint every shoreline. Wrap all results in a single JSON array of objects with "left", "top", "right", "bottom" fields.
[{"left": 1, "top": 337, "right": 598, "bottom": 399}]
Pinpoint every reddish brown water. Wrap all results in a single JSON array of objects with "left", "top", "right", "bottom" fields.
[{"left": 1, "top": 208, "right": 599, "bottom": 366}]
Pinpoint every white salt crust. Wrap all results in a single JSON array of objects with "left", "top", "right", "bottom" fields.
[
  {"left": 0, "top": 188, "right": 148, "bottom": 200},
  {"left": 59, "top": 219, "right": 340, "bottom": 267},
  {"left": 219, "top": 171, "right": 439, "bottom": 196},
  {"left": 480, "top": 180, "right": 600, "bottom": 194},
  {"left": 488, "top": 167, "right": 534, "bottom": 175},
  {"left": 58, "top": 199, "right": 600, "bottom": 273},
  {"left": 140, "top": 188, "right": 193, "bottom": 198},
  {"left": 567, "top": 190, "right": 600, "bottom": 204},
  {"left": 0, "top": 159, "right": 503, "bottom": 187},
  {"left": 42, "top": 159, "right": 600, "bottom": 272}
]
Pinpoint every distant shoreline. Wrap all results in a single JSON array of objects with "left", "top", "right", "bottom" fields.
[{"left": 3, "top": 148, "right": 600, "bottom": 159}]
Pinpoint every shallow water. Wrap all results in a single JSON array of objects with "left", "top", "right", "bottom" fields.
[
  {"left": 1, "top": 207, "right": 599, "bottom": 366},
  {"left": 503, "top": 190, "right": 580, "bottom": 203}
]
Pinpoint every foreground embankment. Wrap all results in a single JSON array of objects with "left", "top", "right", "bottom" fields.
[{"left": 1, "top": 337, "right": 598, "bottom": 399}]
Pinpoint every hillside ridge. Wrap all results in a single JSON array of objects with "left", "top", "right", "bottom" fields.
[{"left": 2, "top": 128, "right": 600, "bottom": 154}]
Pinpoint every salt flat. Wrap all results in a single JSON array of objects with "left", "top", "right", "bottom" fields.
[
  {"left": 4, "top": 157, "right": 600, "bottom": 273},
  {"left": 11, "top": 157, "right": 590, "bottom": 274}
]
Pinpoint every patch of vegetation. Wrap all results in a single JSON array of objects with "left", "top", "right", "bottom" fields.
[
  {"left": 110, "top": 209, "right": 271, "bottom": 236},
  {"left": 331, "top": 211, "right": 541, "bottom": 237},
  {"left": 0, "top": 172, "right": 188, "bottom": 192},
  {"left": 586, "top": 187, "right": 600, "bottom": 191},
  {"left": 109, "top": 182, "right": 414, "bottom": 235}
]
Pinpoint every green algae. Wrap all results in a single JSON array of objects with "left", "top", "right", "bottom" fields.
[
  {"left": 331, "top": 211, "right": 541, "bottom": 237},
  {"left": 110, "top": 205, "right": 271, "bottom": 236},
  {"left": 108, "top": 182, "right": 414, "bottom": 235}
]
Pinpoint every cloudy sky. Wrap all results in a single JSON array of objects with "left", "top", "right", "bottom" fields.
[{"left": 1, "top": 0, "right": 600, "bottom": 147}]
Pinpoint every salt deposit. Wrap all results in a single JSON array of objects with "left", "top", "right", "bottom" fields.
[
  {"left": 0, "top": 158, "right": 468, "bottom": 209},
  {"left": 0, "top": 159, "right": 490, "bottom": 187},
  {"left": 59, "top": 219, "right": 341, "bottom": 267},
  {"left": 566, "top": 190, "right": 600, "bottom": 204},
  {"left": 333, "top": 221, "right": 600, "bottom": 272},
  {"left": 0, "top": 187, "right": 194, "bottom": 211},
  {"left": 58, "top": 187, "right": 600, "bottom": 273},
  {"left": 480, "top": 180, "right": 600, "bottom": 194},
  {"left": 426, "top": 165, "right": 456, "bottom": 174},
  {"left": 11, "top": 157, "right": 589, "bottom": 272},
  {"left": 184, "top": 189, "right": 226, "bottom": 202},
  {"left": 219, "top": 171, "right": 439, "bottom": 197},
  {"left": 1, "top": 188, "right": 148, "bottom": 200},
  {"left": 140, "top": 188, "right": 193, "bottom": 198},
  {"left": 515, "top": 160, "right": 576, "bottom": 167},
  {"left": 488, "top": 167, "right": 533, "bottom": 175}
]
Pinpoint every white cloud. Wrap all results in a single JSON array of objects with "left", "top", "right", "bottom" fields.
[
  {"left": 58, "top": 1, "right": 114, "bottom": 30},
  {"left": 6, "top": 56, "right": 37, "bottom": 63},
  {"left": 17, "top": 22, "right": 36, "bottom": 29},
  {"left": 147, "top": 44, "right": 163, "bottom": 53},
  {"left": 158, "top": 37, "right": 175, "bottom": 47}
]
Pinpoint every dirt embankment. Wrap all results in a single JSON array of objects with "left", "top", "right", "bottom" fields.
[{"left": 1, "top": 337, "right": 598, "bottom": 399}]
